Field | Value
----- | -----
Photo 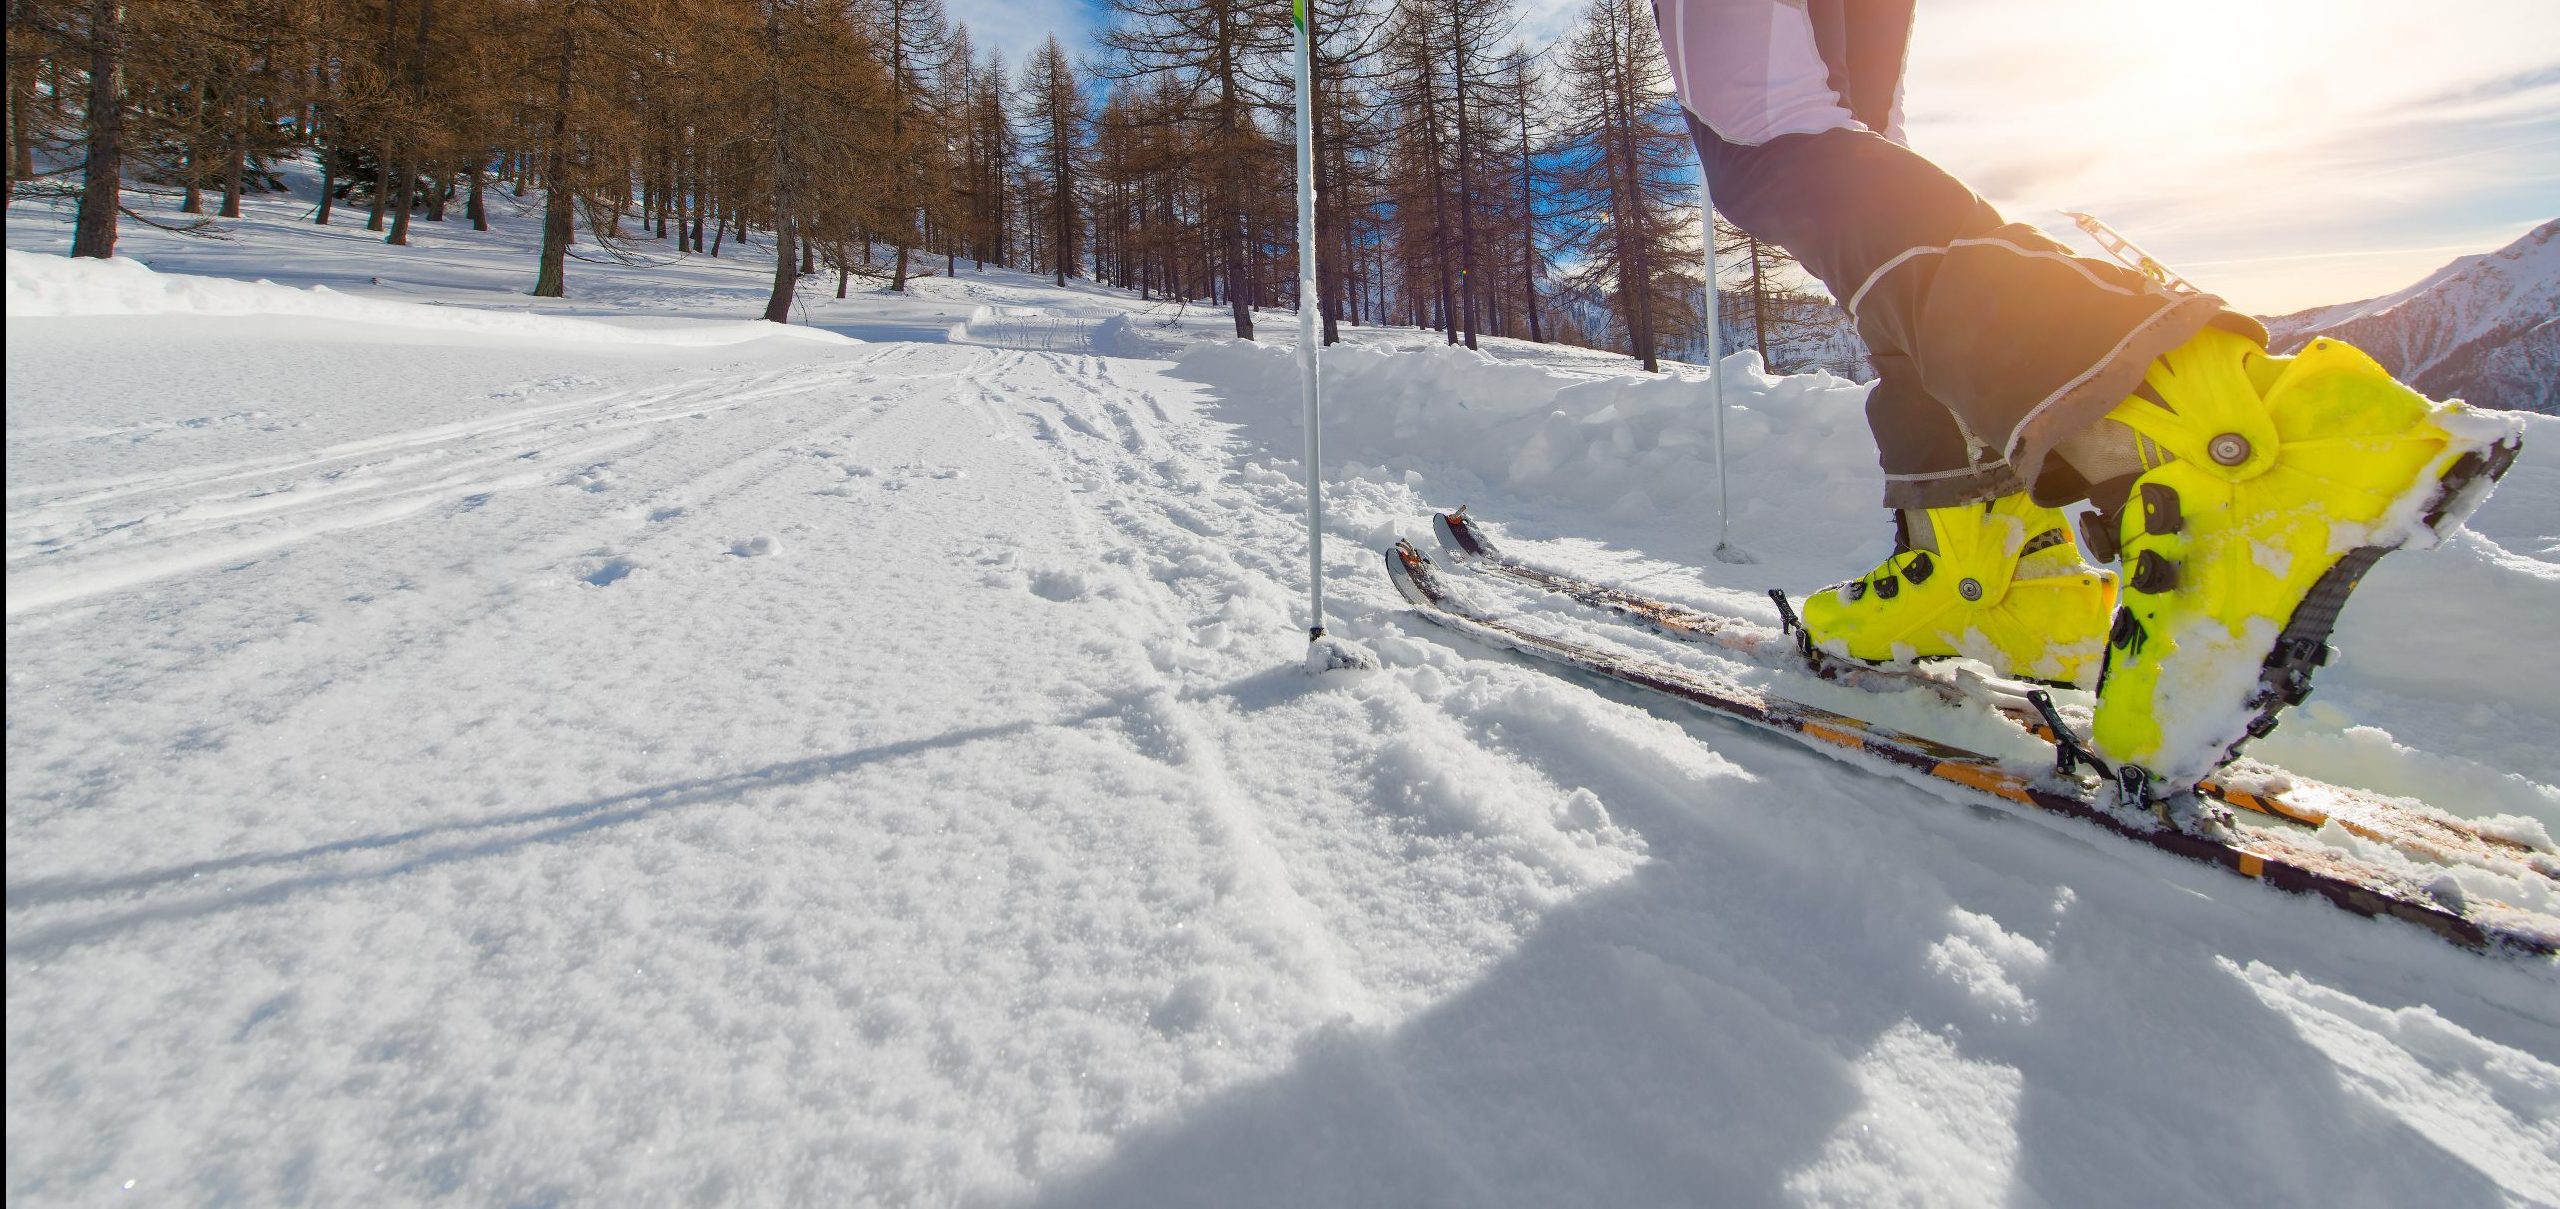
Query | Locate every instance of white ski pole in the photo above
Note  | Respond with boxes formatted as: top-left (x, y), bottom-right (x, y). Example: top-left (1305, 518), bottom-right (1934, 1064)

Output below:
top-left (1294, 0), bottom-right (1329, 641)
top-left (1701, 180), bottom-right (1752, 564)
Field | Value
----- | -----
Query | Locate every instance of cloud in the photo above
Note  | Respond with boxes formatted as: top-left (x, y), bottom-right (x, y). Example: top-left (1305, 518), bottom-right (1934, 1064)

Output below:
top-left (947, 0), bottom-right (1093, 70)
top-left (1512, 0), bottom-right (1586, 54)
top-left (1898, 0), bottom-right (2560, 311)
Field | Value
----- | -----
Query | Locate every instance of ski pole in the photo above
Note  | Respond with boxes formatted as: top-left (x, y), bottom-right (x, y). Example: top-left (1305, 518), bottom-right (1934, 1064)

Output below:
top-left (1294, 0), bottom-right (1328, 641)
top-left (1701, 175), bottom-right (1749, 564)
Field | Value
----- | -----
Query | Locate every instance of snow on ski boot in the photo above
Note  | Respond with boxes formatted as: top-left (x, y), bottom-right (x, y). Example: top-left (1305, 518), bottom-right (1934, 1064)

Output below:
top-left (1799, 492), bottom-right (2118, 688)
top-left (2085, 327), bottom-right (2525, 792)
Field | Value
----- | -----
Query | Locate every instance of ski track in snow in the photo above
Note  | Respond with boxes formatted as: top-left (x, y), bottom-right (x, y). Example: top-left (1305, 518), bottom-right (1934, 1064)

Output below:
top-left (8, 180), bottom-right (2560, 1207)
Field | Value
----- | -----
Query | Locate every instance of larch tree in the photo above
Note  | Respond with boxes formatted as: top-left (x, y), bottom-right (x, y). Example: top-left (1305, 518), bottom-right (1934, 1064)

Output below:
top-left (1103, 0), bottom-right (1289, 339)
top-left (861, 0), bottom-right (949, 290)
top-left (1550, 0), bottom-right (1694, 371)
top-left (1016, 33), bottom-right (1083, 288)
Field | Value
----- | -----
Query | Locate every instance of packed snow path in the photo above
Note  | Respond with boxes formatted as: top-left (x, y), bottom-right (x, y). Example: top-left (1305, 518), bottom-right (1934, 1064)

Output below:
top-left (10, 252), bottom-right (2560, 1201)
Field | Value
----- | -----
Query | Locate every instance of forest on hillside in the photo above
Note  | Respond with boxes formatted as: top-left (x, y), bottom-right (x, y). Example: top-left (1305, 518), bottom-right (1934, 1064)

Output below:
top-left (5, 0), bottom-right (1855, 372)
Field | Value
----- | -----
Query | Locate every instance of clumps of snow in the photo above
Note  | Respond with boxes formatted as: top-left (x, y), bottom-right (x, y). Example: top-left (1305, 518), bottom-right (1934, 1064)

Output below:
top-left (5, 249), bottom-right (851, 346)
top-left (1784, 1022), bottom-right (2027, 1206)
top-left (1089, 313), bottom-right (1171, 359)
top-left (1029, 566), bottom-right (1092, 602)
top-left (2474, 814), bottom-right (2557, 851)
top-left (2369, 405), bottom-right (2530, 552)
top-left (1303, 633), bottom-right (1379, 673)
top-left (726, 535), bottom-right (779, 558)
top-left (2128, 614), bottom-right (2283, 785)
top-left (1923, 907), bottom-right (2050, 1024)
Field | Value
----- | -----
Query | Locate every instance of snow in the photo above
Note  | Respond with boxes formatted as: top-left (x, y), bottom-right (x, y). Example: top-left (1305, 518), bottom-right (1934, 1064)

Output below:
top-left (8, 172), bottom-right (2559, 1205)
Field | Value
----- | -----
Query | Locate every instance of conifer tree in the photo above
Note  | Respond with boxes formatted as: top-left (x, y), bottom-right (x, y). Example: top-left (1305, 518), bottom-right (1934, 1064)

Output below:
top-left (1550, 0), bottom-right (1693, 371)
top-left (1103, 0), bottom-right (1289, 338)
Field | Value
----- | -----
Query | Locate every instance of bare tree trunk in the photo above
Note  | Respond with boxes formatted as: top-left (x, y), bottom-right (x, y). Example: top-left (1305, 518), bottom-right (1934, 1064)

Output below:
top-left (387, 152), bottom-right (418, 242)
top-left (1052, 112), bottom-right (1069, 287)
top-left (1421, 76), bottom-right (1457, 345)
top-left (466, 161), bottom-right (485, 229)
top-left (1607, 50), bottom-right (1656, 371)
top-left (70, 0), bottom-right (123, 259)
top-left (1448, 14), bottom-right (1481, 350)
top-left (763, 214), bottom-right (797, 322)
top-left (653, 156), bottom-right (668, 237)
top-left (391, 0), bottom-right (433, 238)
top-left (1749, 239), bottom-right (1767, 364)
top-left (6, 3), bottom-right (34, 201)
top-left (219, 85), bottom-right (247, 218)
top-left (533, 183), bottom-right (572, 295)
top-left (1516, 68), bottom-right (1541, 344)
top-left (1313, 69), bottom-right (1340, 345)
top-left (316, 138), bottom-right (335, 224)
top-left (531, 27), bottom-right (574, 297)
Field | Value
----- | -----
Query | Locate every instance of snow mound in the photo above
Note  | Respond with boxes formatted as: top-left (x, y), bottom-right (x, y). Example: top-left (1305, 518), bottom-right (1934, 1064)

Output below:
top-left (5, 250), bottom-right (852, 347)
top-left (1178, 337), bottom-right (1876, 526)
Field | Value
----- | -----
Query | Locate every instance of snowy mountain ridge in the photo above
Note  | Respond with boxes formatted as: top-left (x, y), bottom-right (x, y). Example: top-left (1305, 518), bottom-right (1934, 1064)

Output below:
top-left (2261, 218), bottom-right (2560, 414)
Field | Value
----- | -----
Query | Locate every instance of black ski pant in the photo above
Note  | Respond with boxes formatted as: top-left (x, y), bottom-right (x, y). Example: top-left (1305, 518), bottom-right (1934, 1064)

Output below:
top-left (1656, 0), bottom-right (2261, 508)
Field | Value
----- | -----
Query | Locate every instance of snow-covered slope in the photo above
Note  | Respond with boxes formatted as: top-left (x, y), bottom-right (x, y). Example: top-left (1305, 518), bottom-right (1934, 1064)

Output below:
top-left (2262, 219), bottom-right (2560, 414)
top-left (8, 179), bottom-right (2559, 1206)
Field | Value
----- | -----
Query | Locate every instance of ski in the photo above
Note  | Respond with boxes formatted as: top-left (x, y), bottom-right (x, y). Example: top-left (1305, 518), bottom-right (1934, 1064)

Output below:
top-left (1385, 539), bottom-right (2558, 956)
top-left (1429, 507), bottom-right (2557, 880)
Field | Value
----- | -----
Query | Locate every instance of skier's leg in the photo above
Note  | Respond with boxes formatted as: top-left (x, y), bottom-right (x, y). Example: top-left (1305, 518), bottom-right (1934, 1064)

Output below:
top-left (1862, 356), bottom-right (2012, 509)
top-left (1807, 0), bottom-right (1912, 144)
top-left (1662, 0), bottom-right (2114, 681)
top-left (1819, 355), bottom-right (2116, 689)
top-left (1656, 0), bottom-right (2526, 787)
top-left (1660, 0), bottom-right (2258, 506)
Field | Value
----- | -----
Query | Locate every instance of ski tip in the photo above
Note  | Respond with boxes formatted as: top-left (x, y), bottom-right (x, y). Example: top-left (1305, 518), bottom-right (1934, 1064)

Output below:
top-left (1433, 510), bottom-right (1496, 558)
top-left (1385, 542), bottom-right (1439, 608)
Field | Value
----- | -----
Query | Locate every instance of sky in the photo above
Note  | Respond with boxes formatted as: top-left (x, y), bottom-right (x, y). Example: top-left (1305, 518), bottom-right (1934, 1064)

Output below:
top-left (996, 0), bottom-right (2555, 316)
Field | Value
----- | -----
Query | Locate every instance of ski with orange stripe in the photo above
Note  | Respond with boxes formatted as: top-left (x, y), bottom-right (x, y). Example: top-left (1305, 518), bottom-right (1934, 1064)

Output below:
top-left (1385, 539), bottom-right (2556, 956)
top-left (1427, 508), bottom-right (2554, 878)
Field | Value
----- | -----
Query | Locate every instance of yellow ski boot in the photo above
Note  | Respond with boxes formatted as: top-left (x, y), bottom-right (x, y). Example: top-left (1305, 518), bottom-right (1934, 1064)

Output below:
top-left (1800, 492), bottom-right (2118, 688)
top-left (2086, 327), bottom-right (2525, 792)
